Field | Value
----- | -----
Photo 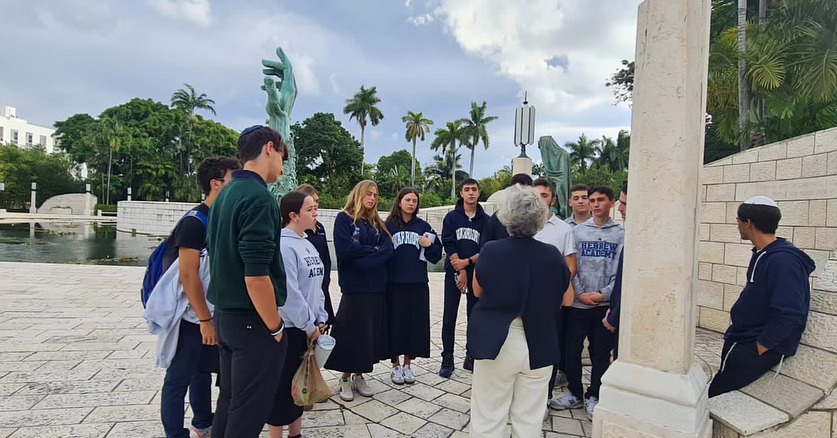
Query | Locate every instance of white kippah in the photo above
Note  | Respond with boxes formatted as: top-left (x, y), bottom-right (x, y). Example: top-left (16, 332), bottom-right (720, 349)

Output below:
top-left (743, 195), bottom-right (778, 207)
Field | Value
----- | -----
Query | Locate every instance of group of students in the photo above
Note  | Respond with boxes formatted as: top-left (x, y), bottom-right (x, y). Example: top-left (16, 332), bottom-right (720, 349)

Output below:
top-left (149, 125), bottom-right (815, 438)
top-left (151, 125), bottom-right (447, 438)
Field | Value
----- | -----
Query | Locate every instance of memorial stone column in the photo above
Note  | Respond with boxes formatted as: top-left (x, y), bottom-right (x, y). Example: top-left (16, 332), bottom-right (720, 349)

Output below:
top-left (592, 0), bottom-right (713, 437)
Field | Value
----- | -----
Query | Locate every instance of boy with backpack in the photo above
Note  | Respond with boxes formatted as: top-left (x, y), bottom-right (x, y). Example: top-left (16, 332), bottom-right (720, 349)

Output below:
top-left (144, 157), bottom-right (240, 438)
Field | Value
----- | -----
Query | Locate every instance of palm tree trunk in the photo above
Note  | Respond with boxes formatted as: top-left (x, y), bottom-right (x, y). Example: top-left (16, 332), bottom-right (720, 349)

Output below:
top-left (450, 145), bottom-right (457, 200)
top-left (738, 0), bottom-right (750, 151)
top-left (410, 139), bottom-right (417, 187)
top-left (469, 146), bottom-right (475, 177)
top-left (106, 143), bottom-right (113, 205)
top-left (360, 124), bottom-right (366, 175)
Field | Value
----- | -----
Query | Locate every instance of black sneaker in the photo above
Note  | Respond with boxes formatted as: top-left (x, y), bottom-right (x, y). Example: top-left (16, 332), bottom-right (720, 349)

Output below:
top-left (463, 355), bottom-right (474, 372)
top-left (439, 363), bottom-right (454, 378)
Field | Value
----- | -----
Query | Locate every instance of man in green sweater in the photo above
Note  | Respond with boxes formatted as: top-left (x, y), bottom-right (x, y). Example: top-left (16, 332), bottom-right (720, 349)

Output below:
top-left (207, 125), bottom-right (288, 438)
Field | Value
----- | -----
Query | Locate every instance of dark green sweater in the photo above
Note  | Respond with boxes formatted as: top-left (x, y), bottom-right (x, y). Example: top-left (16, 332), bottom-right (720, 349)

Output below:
top-left (207, 170), bottom-right (286, 313)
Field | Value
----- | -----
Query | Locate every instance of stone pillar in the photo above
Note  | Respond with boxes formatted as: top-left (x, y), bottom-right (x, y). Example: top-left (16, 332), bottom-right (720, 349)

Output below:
top-left (592, 1), bottom-right (712, 437)
top-left (84, 184), bottom-right (91, 216)
top-left (512, 156), bottom-right (533, 176)
top-left (29, 182), bottom-right (37, 214)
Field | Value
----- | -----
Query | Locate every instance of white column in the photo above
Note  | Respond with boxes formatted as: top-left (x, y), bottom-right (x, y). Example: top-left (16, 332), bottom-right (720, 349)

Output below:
top-left (512, 156), bottom-right (533, 176)
top-left (593, 0), bottom-right (712, 437)
top-left (29, 182), bottom-right (37, 214)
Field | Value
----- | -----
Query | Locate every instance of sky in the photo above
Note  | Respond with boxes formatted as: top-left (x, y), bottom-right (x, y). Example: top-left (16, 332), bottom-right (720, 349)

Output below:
top-left (0, 0), bottom-right (642, 179)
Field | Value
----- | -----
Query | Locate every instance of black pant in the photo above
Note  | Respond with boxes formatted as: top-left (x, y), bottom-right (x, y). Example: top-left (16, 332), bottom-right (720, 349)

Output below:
top-left (547, 307), bottom-right (569, 399)
top-left (213, 312), bottom-right (287, 438)
top-left (708, 340), bottom-right (782, 397)
top-left (565, 306), bottom-right (615, 399)
top-left (441, 269), bottom-right (477, 364)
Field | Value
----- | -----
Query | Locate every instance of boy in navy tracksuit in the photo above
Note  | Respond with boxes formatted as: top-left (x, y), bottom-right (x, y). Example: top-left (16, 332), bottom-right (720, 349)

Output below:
top-left (709, 196), bottom-right (815, 397)
top-left (439, 179), bottom-right (488, 377)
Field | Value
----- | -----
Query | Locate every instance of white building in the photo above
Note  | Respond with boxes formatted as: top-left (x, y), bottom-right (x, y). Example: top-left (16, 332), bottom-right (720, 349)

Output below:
top-left (0, 106), bottom-right (56, 154)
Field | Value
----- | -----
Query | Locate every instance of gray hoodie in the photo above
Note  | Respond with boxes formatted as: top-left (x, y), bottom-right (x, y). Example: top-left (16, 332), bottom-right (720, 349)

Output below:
top-left (571, 218), bottom-right (624, 309)
top-left (278, 228), bottom-right (328, 335)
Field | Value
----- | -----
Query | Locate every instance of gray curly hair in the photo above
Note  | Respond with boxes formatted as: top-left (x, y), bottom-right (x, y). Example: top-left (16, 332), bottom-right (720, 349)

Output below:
top-left (497, 185), bottom-right (550, 238)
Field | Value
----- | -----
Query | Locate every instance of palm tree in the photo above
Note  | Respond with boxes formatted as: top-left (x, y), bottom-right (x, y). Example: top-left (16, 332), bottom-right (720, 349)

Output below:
top-left (565, 134), bottom-right (599, 173)
top-left (738, 0), bottom-right (750, 151)
top-left (402, 111), bottom-right (434, 187)
top-left (431, 121), bottom-right (468, 199)
top-left (92, 118), bottom-right (124, 205)
top-left (343, 86), bottom-right (384, 165)
top-left (459, 101), bottom-right (498, 176)
top-left (171, 83), bottom-right (216, 116)
top-left (171, 84), bottom-right (216, 175)
top-left (424, 153), bottom-right (467, 199)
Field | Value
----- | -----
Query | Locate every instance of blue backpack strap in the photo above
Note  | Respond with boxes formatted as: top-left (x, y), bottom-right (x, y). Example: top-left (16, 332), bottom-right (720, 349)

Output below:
top-left (183, 210), bottom-right (209, 230)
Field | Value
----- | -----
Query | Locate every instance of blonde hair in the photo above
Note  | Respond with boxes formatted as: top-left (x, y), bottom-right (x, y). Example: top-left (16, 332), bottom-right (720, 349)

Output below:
top-left (343, 180), bottom-right (388, 234)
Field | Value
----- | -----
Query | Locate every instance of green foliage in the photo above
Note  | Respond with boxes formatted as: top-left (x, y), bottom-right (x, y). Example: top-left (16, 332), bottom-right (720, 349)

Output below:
top-left (375, 150), bottom-right (423, 200)
top-left (458, 101), bottom-right (498, 176)
top-left (572, 166), bottom-right (628, 197)
top-left (343, 85), bottom-right (384, 147)
top-left (94, 204), bottom-right (118, 213)
top-left (0, 144), bottom-right (81, 210)
top-left (53, 95), bottom-right (238, 204)
top-left (605, 60), bottom-right (634, 104)
top-left (292, 112), bottom-right (364, 198)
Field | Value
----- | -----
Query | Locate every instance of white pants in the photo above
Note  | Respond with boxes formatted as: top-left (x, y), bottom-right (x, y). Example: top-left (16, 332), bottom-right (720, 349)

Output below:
top-left (470, 318), bottom-right (552, 438)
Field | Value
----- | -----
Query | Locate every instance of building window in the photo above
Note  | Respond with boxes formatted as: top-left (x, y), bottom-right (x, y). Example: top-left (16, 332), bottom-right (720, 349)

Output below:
top-left (11, 129), bottom-right (18, 145)
top-left (40, 135), bottom-right (47, 146)
top-left (26, 132), bottom-right (33, 146)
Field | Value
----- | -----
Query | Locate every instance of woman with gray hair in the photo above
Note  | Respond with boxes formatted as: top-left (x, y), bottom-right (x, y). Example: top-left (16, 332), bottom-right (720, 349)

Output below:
top-left (467, 185), bottom-right (571, 437)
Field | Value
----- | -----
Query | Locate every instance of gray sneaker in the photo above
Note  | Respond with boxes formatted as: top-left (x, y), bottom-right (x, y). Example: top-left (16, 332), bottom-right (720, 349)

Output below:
top-left (549, 393), bottom-right (583, 410)
top-left (402, 365), bottom-right (416, 384)
top-left (553, 370), bottom-right (568, 388)
top-left (352, 374), bottom-right (374, 397)
top-left (391, 366), bottom-right (405, 385)
top-left (193, 426), bottom-right (211, 438)
top-left (585, 396), bottom-right (598, 421)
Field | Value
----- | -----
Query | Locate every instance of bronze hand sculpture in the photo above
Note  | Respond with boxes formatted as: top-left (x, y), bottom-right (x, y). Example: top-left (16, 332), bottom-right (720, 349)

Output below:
top-left (262, 47), bottom-right (298, 199)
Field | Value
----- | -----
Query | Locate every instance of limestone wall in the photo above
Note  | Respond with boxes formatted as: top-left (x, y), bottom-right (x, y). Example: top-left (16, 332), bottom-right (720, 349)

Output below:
top-left (37, 193), bottom-right (97, 216)
top-left (697, 127), bottom-right (837, 334)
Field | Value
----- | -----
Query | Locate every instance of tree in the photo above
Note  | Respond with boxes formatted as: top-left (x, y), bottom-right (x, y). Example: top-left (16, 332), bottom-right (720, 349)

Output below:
top-left (431, 120), bottom-right (469, 199)
top-left (605, 60), bottom-right (635, 104)
top-left (87, 118), bottom-right (125, 205)
top-left (738, 0), bottom-right (750, 151)
top-left (565, 134), bottom-right (599, 172)
top-left (459, 101), bottom-right (498, 176)
top-left (291, 112), bottom-right (364, 196)
top-left (376, 150), bottom-right (422, 199)
top-left (170, 83), bottom-right (216, 116)
top-left (343, 85), bottom-right (384, 165)
top-left (424, 152), bottom-right (467, 200)
top-left (0, 145), bottom-right (80, 211)
top-left (402, 111), bottom-right (433, 187)
top-left (594, 132), bottom-right (630, 172)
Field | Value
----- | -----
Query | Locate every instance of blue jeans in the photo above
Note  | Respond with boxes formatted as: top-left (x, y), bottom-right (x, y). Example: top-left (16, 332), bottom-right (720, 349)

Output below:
top-left (161, 319), bottom-right (219, 438)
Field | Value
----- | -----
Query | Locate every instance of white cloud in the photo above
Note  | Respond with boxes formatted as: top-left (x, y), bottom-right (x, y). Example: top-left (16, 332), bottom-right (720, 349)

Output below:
top-left (404, 0), bottom-right (413, 7)
top-left (147, 0), bottom-right (212, 28)
top-left (427, 0), bottom-right (640, 115)
top-left (406, 13), bottom-right (434, 26)
top-left (329, 73), bottom-right (341, 95)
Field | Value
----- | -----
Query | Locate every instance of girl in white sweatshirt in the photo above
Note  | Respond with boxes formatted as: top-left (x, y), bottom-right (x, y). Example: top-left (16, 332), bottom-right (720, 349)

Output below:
top-left (267, 191), bottom-right (328, 438)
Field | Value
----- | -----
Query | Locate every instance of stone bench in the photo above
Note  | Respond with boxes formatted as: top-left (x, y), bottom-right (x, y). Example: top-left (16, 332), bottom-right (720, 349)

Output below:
top-left (703, 263), bottom-right (837, 438)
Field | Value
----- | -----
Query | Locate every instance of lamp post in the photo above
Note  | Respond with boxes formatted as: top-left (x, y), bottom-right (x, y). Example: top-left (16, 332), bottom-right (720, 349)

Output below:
top-left (165, 191), bottom-right (170, 203)
top-left (127, 187), bottom-right (132, 202)
top-left (513, 92), bottom-right (535, 176)
top-left (29, 182), bottom-right (37, 214)
top-left (84, 184), bottom-right (92, 216)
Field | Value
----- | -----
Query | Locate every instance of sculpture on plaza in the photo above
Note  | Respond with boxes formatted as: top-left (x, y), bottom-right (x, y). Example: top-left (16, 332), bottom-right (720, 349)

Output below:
top-left (538, 135), bottom-right (572, 219)
top-left (262, 47), bottom-right (298, 201)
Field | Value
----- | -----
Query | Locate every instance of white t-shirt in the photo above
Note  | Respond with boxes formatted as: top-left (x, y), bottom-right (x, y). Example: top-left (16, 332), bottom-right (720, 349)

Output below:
top-left (535, 214), bottom-right (576, 257)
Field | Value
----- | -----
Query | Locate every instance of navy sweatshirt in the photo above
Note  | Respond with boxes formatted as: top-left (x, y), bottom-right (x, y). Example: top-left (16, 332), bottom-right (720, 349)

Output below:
top-left (441, 199), bottom-right (488, 273)
top-left (305, 221), bottom-right (332, 291)
top-left (333, 211), bottom-right (393, 294)
top-left (386, 217), bottom-right (443, 284)
top-left (607, 249), bottom-right (624, 328)
top-left (726, 238), bottom-right (815, 357)
top-left (479, 212), bottom-right (509, 247)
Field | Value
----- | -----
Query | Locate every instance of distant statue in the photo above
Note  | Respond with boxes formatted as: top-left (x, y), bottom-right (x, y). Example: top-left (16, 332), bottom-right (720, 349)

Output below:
top-left (538, 136), bottom-right (572, 219)
top-left (262, 47), bottom-right (298, 200)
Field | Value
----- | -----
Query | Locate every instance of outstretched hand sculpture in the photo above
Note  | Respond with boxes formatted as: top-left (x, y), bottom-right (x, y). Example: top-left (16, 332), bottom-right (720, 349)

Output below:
top-left (262, 47), bottom-right (298, 199)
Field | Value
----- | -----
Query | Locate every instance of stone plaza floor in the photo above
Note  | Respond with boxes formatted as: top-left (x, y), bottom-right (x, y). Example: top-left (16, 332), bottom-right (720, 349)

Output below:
top-left (0, 262), bottom-right (724, 437)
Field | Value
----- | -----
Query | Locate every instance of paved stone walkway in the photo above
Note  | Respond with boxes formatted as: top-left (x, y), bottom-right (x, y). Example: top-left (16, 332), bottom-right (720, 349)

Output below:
top-left (0, 262), bottom-right (723, 437)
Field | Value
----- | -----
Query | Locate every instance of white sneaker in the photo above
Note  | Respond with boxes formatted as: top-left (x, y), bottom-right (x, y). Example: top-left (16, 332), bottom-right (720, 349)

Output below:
top-left (553, 370), bottom-right (568, 388)
top-left (402, 365), bottom-right (416, 384)
top-left (338, 377), bottom-right (354, 401)
top-left (391, 366), bottom-right (405, 385)
top-left (585, 396), bottom-right (598, 421)
top-left (549, 393), bottom-right (583, 410)
top-left (352, 374), bottom-right (374, 397)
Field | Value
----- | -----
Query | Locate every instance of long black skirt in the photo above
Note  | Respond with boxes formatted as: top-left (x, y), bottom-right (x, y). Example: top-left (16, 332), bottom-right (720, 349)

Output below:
top-left (267, 327), bottom-right (307, 426)
top-left (325, 292), bottom-right (388, 373)
top-left (387, 283), bottom-right (430, 360)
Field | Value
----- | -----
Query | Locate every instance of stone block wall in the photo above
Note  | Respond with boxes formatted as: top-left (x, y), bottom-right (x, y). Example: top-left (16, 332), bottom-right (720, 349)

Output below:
top-left (697, 127), bottom-right (837, 335)
top-left (117, 201), bottom-right (199, 236)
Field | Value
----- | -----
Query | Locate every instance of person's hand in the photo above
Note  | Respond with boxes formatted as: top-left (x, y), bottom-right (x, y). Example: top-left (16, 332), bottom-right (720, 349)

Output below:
top-left (318, 323), bottom-right (328, 334)
top-left (756, 342), bottom-right (767, 356)
top-left (199, 320), bottom-right (218, 346)
top-left (261, 47), bottom-right (297, 120)
top-left (590, 292), bottom-right (605, 303)
top-left (451, 258), bottom-right (469, 271)
top-left (578, 292), bottom-right (598, 306)
top-left (419, 236), bottom-right (432, 248)
top-left (273, 332), bottom-right (284, 343)
top-left (308, 328), bottom-right (321, 343)
top-left (456, 270), bottom-right (468, 291)
top-left (602, 310), bottom-right (616, 333)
